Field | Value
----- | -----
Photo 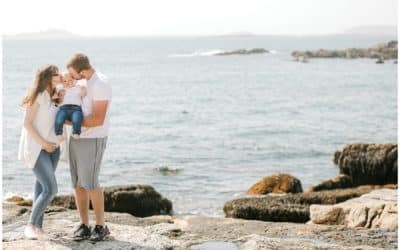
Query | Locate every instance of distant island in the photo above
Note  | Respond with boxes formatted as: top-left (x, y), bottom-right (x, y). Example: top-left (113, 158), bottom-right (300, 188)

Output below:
top-left (3, 29), bottom-right (79, 40)
top-left (342, 25), bottom-right (397, 36)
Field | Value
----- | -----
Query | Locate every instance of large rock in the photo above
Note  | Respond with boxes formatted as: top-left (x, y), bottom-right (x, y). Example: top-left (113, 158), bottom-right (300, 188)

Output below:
top-left (51, 185), bottom-right (172, 217)
top-left (333, 143), bottom-right (397, 186)
top-left (224, 185), bottom-right (393, 223)
top-left (102, 185), bottom-right (172, 216)
top-left (291, 41), bottom-right (397, 60)
top-left (310, 189), bottom-right (397, 230)
top-left (246, 173), bottom-right (303, 195)
top-left (307, 174), bottom-right (353, 192)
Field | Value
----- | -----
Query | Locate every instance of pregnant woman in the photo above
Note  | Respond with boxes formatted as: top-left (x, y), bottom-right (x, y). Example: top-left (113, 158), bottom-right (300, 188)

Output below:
top-left (18, 64), bottom-right (68, 240)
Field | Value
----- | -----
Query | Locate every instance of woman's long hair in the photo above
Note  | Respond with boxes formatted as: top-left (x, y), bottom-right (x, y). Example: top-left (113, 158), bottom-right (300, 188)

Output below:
top-left (21, 64), bottom-right (59, 108)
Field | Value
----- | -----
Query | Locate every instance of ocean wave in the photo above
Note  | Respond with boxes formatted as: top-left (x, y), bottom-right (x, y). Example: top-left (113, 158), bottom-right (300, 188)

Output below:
top-left (168, 49), bottom-right (225, 57)
top-left (154, 165), bottom-right (184, 175)
top-left (169, 48), bottom-right (275, 57)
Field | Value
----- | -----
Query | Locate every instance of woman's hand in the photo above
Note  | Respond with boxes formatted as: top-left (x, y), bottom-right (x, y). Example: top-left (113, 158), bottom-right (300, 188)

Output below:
top-left (42, 141), bottom-right (58, 153)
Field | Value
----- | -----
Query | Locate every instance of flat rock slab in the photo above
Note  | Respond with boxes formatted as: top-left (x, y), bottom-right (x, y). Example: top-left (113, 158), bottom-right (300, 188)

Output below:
top-left (310, 189), bottom-right (397, 230)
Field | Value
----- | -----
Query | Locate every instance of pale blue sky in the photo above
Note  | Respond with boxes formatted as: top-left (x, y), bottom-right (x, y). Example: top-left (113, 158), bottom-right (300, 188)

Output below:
top-left (1, 0), bottom-right (397, 36)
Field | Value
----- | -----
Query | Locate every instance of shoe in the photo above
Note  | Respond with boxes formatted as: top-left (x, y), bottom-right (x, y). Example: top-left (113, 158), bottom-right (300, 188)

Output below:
top-left (73, 223), bottom-right (91, 241)
top-left (35, 228), bottom-right (50, 241)
top-left (89, 225), bottom-right (110, 242)
top-left (72, 134), bottom-right (80, 140)
top-left (24, 224), bottom-right (39, 240)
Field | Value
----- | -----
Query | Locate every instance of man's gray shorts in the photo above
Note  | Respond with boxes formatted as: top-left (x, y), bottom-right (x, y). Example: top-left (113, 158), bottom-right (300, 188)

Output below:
top-left (69, 136), bottom-right (107, 190)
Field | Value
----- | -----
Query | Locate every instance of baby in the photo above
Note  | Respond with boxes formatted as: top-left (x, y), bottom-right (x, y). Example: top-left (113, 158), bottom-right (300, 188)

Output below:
top-left (54, 72), bottom-right (87, 141)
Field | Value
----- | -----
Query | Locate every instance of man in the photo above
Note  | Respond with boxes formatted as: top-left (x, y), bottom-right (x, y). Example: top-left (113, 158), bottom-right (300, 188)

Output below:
top-left (66, 53), bottom-right (112, 241)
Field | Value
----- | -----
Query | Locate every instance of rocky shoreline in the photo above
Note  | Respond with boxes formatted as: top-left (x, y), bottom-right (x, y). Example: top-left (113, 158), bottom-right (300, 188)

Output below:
top-left (3, 202), bottom-right (397, 249)
top-left (3, 143), bottom-right (398, 249)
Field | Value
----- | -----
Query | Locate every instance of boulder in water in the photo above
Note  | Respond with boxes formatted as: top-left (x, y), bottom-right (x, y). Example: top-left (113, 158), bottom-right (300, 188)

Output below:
top-left (334, 143), bottom-right (397, 186)
top-left (51, 184), bottom-right (173, 217)
top-left (307, 174), bottom-right (353, 192)
top-left (246, 173), bottom-right (303, 195)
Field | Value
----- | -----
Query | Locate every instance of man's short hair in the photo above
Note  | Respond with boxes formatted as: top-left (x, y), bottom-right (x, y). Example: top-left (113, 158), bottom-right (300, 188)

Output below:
top-left (67, 53), bottom-right (92, 73)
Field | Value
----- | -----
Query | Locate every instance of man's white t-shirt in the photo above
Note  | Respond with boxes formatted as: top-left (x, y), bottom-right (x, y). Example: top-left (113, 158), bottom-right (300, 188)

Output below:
top-left (76, 71), bottom-right (112, 138)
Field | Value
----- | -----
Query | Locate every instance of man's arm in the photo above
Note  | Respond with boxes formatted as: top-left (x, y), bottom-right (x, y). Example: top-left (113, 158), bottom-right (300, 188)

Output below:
top-left (81, 100), bottom-right (109, 127)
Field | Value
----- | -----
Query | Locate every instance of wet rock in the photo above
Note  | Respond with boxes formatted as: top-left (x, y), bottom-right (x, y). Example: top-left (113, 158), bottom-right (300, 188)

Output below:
top-left (246, 173), bottom-right (303, 195)
top-left (334, 143), bottom-right (397, 186)
top-left (101, 185), bottom-right (172, 216)
top-left (307, 174), bottom-right (353, 192)
top-left (7, 185), bottom-right (173, 217)
top-left (310, 189), bottom-right (397, 230)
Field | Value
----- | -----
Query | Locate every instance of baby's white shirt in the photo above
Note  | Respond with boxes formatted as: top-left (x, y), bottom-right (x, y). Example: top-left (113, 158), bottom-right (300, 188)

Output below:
top-left (60, 85), bottom-right (83, 106)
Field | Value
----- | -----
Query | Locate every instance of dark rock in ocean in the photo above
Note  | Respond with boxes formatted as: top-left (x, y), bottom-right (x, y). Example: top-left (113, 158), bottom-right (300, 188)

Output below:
top-left (394, 60), bottom-right (398, 64)
top-left (215, 48), bottom-right (268, 56)
top-left (103, 185), bottom-right (173, 216)
top-left (246, 173), bottom-right (303, 195)
top-left (224, 185), bottom-right (390, 223)
top-left (51, 184), bottom-right (173, 217)
top-left (376, 58), bottom-right (384, 64)
top-left (8, 185), bottom-right (173, 217)
top-left (334, 143), bottom-right (397, 186)
top-left (307, 174), bottom-right (353, 192)
top-left (291, 41), bottom-right (397, 60)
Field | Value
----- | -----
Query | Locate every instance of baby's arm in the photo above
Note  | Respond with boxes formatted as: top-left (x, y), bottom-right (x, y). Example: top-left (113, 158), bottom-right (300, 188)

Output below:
top-left (53, 89), bottom-right (65, 104)
top-left (80, 86), bottom-right (87, 97)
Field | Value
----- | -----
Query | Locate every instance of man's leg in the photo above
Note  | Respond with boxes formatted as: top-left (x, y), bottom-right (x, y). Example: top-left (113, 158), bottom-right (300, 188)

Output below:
top-left (88, 188), bottom-right (105, 225)
top-left (74, 186), bottom-right (90, 225)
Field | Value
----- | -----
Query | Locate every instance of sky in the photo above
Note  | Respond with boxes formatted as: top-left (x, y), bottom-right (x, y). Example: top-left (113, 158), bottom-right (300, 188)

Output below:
top-left (0, 0), bottom-right (397, 36)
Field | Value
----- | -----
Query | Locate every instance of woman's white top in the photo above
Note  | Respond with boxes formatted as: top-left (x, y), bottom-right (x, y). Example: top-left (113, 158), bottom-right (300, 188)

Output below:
top-left (61, 85), bottom-right (83, 106)
top-left (18, 91), bottom-right (69, 169)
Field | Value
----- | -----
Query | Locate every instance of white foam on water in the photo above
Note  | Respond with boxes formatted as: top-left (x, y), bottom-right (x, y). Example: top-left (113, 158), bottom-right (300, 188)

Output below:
top-left (168, 49), bottom-right (225, 57)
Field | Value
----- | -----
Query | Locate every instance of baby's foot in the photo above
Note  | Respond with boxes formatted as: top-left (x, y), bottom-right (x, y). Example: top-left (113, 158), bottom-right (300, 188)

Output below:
top-left (72, 134), bottom-right (80, 140)
top-left (57, 135), bottom-right (65, 142)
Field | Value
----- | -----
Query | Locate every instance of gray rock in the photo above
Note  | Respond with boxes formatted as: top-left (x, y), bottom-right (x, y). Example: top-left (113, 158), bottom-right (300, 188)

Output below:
top-left (3, 204), bottom-right (397, 249)
top-left (310, 189), bottom-right (397, 230)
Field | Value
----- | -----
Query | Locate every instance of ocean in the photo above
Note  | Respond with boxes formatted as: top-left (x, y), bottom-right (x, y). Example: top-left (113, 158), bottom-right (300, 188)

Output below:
top-left (2, 35), bottom-right (397, 216)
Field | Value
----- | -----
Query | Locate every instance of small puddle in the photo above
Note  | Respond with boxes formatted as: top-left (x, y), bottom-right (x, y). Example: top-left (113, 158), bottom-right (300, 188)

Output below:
top-left (190, 241), bottom-right (238, 250)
